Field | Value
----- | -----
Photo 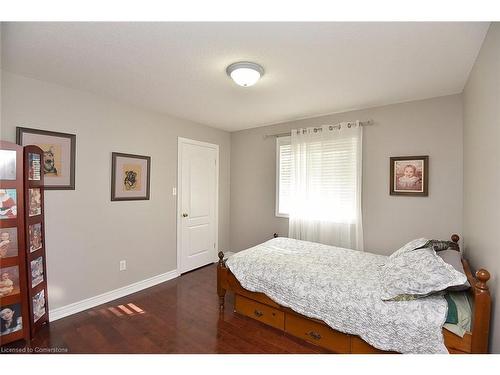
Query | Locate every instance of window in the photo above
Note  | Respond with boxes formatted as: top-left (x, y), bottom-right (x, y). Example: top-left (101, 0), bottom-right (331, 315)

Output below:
top-left (276, 136), bottom-right (291, 217)
top-left (276, 130), bottom-right (362, 223)
top-left (275, 125), bottom-right (363, 250)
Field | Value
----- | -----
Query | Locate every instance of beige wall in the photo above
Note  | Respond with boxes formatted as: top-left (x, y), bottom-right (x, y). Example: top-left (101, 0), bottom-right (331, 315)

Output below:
top-left (463, 23), bottom-right (500, 353)
top-left (230, 95), bottom-right (463, 255)
top-left (0, 71), bottom-right (231, 310)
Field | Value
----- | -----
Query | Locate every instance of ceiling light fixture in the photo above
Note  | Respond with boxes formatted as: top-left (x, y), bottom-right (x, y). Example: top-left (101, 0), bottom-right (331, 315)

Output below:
top-left (226, 61), bottom-right (264, 87)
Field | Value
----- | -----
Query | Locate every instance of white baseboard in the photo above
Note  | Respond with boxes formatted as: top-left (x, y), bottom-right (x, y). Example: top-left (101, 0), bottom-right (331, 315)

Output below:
top-left (49, 269), bottom-right (180, 322)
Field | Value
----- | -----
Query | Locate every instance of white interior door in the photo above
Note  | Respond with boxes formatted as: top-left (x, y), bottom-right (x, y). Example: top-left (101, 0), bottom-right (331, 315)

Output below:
top-left (178, 138), bottom-right (218, 274)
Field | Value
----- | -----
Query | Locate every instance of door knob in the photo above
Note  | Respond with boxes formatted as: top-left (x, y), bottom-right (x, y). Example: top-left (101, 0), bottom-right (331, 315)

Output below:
top-left (182, 213), bottom-right (188, 217)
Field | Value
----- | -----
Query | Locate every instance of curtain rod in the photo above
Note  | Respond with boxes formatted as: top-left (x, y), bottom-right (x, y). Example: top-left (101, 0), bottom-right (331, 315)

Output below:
top-left (263, 120), bottom-right (373, 139)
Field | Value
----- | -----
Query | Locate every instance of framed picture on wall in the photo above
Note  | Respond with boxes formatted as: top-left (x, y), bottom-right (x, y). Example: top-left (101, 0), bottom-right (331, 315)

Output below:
top-left (111, 152), bottom-right (151, 201)
top-left (390, 155), bottom-right (429, 196)
top-left (16, 127), bottom-right (76, 190)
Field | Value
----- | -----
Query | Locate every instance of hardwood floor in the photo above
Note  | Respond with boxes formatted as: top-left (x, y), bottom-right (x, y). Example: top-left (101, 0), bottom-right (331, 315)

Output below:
top-left (3, 264), bottom-right (328, 354)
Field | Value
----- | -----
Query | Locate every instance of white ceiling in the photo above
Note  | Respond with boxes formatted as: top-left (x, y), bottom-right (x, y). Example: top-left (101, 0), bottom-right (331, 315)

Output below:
top-left (1, 22), bottom-right (489, 132)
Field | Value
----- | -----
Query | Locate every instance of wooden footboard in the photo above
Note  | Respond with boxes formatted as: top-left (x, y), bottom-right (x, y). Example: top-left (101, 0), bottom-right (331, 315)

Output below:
top-left (217, 235), bottom-right (491, 354)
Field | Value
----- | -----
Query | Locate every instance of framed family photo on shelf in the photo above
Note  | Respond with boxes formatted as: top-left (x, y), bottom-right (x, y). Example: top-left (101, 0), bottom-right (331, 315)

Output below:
top-left (0, 149), bottom-right (17, 180)
top-left (0, 227), bottom-right (18, 259)
top-left (111, 152), bottom-right (151, 201)
top-left (0, 189), bottom-right (18, 220)
top-left (28, 188), bottom-right (42, 217)
top-left (0, 303), bottom-right (23, 336)
top-left (32, 289), bottom-right (46, 323)
top-left (390, 155), bottom-right (429, 196)
top-left (29, 223), bottom-right (43, 253)
top-left (0, 265), bottom-right (20, 298)
top-left (30, 256), bottom-right (44, 288)
top-left (16, 127), bottom-right (76, 190)
top-left (28, 153), bottom-right (42, 181)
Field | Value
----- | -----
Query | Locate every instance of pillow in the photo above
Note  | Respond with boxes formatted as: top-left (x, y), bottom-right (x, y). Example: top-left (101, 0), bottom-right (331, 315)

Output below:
top-left (380, 248), bottom-right (468, 301)
top-left (444, 293), bottom-right (458, 324)
top-left (437, 249), bottom-right (471, 291)
top-left (443, 291), bottom-right (473, 338)
top-left (427, 240), bottom-right (459, 252)
top-left (389, 238), bottom-right (429, 259)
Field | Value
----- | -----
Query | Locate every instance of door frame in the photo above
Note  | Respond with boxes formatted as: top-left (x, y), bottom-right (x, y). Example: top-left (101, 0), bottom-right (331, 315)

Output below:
top-left (177, 137), bottom-right (219, 274)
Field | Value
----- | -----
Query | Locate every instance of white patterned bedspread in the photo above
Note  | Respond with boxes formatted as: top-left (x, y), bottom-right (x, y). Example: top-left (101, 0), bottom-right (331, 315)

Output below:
top-left (226, 237), bottom-right (448, 354)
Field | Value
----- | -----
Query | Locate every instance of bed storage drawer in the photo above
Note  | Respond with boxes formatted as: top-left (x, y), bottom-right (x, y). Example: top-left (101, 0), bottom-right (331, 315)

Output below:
top-left (285, 313), bottom-right (350, 353)
top-left (234, 294), bottom-right (285, 330)
top-left (350, 336), bottom-right (395, 354)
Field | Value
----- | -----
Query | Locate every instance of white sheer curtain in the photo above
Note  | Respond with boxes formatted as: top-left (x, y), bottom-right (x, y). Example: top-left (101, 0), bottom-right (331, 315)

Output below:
top-left (288, 122), bottom-right (363, 250)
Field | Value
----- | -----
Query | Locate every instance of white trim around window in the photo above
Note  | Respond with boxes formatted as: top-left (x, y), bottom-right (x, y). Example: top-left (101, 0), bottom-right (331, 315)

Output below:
top-left (275, 135), bottom-right (291, 218)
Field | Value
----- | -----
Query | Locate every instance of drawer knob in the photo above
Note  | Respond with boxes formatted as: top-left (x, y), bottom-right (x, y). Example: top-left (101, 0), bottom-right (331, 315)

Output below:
top-left (254, 309), bottom-right (264, 317)
top-left (306, 331), bottom-right (322, 340)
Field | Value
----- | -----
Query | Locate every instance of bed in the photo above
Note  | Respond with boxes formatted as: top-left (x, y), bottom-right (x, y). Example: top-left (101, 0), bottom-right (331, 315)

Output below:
top-left (216, 235), bottom-right (491, 354)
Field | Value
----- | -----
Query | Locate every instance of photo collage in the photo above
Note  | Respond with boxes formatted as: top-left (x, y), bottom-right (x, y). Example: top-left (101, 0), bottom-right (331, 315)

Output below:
top-left (0, 146), bottom-right (23, 338)
top-left (1, 144), bottom-right (48, 342)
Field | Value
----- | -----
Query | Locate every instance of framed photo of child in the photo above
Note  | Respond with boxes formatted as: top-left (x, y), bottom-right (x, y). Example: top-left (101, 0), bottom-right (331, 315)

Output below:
top-left (29, 223), bottom-right (43, 252)
top-left (0, 303), bottom-right (23, 336)
top-left (0, 227), bottom-right (18, 258)
top-left (390, 156), bottom-right (429, 196)
top-left (28, 188), bottom-right (42, 217)
top-left (0, 266), bottom-right (20, 298)
top-left (0, 189), bottom-right (18, 220)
